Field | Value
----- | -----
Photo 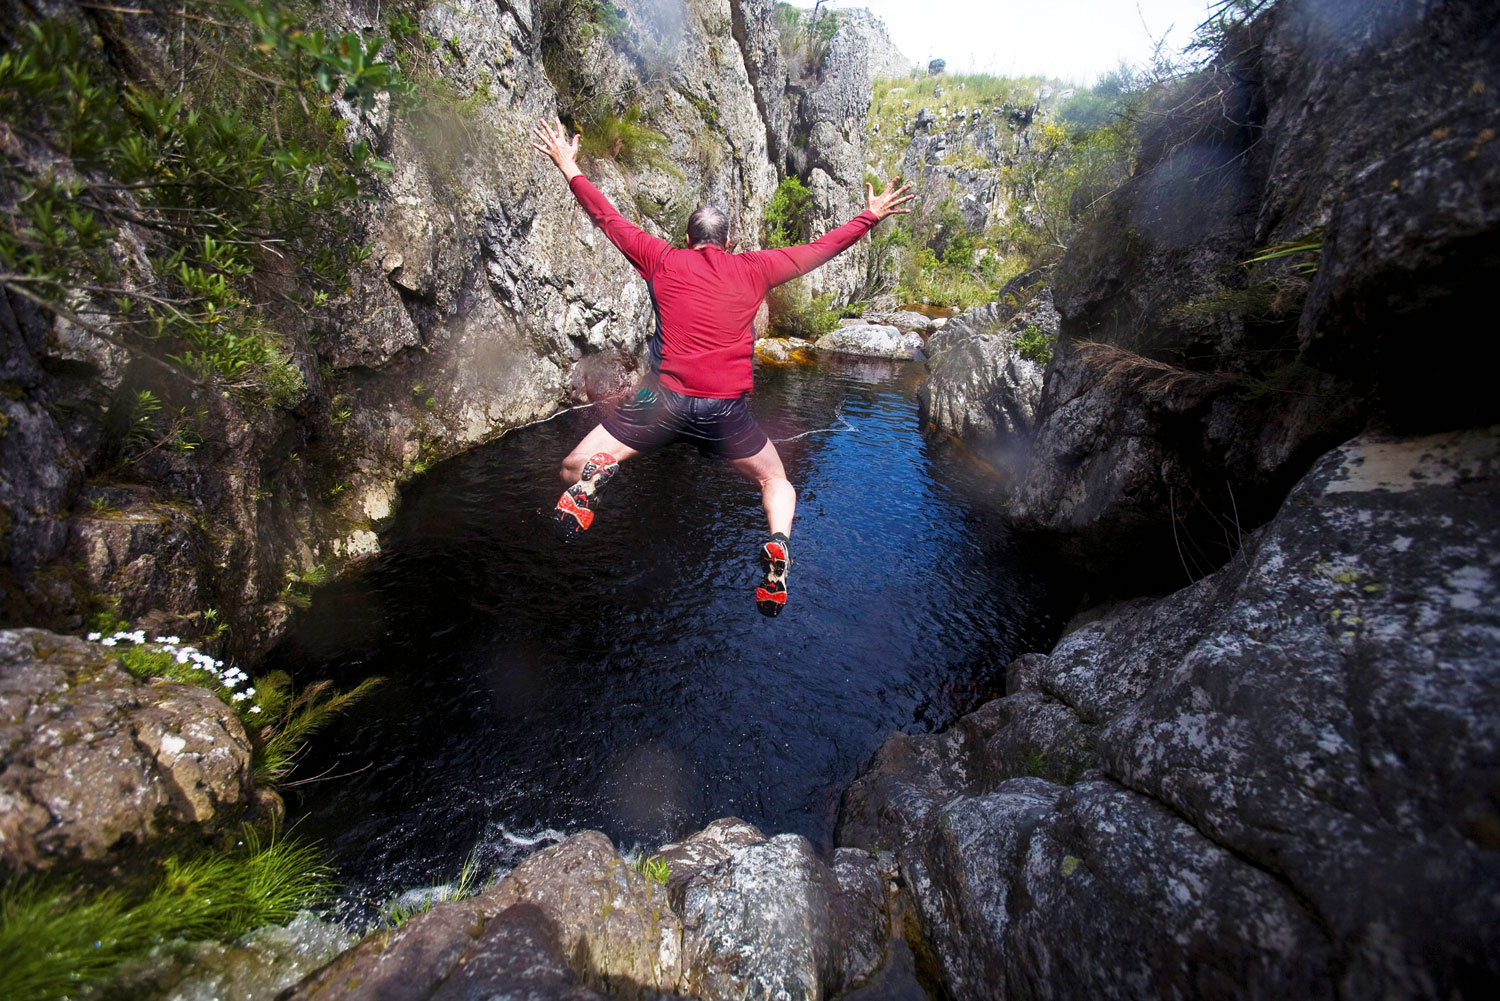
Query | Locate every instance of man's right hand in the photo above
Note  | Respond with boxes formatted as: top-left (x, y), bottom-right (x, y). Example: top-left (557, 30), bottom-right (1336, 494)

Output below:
top-left (531, 118), bottom-right (583, 181)
top-left (866, 177), bottom-right (915, 221)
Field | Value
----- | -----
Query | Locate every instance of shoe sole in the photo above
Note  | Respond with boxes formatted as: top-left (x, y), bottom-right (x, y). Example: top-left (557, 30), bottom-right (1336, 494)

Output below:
top-left (756, 539), bottom-right (790, 617)
top-left (552, 453), bottom-right (618, 542)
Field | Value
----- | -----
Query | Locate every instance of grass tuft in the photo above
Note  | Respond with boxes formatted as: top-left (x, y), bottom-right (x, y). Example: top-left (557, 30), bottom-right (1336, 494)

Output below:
top-left (0, 828), bottom-right (332, 1001)
top-left (251, 672), bottom-right (384, 785)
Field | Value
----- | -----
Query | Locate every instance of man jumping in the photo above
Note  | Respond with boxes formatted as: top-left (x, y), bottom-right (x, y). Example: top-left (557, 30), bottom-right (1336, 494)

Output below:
top-left (531, 118), bottom-right (913, 617)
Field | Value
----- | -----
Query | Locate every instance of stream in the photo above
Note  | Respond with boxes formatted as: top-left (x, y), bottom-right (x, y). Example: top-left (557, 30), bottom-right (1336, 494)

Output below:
top-left (271, 356), bottom-right (1067, 916)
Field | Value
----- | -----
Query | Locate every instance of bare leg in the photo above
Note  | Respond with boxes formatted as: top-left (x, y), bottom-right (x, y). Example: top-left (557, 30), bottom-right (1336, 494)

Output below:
top-left (553, 424), bottom-right (638, 540)
top-left (560, 424), bottom-right (638, 484)
top-left (730, 439), bottom-right (795, 537)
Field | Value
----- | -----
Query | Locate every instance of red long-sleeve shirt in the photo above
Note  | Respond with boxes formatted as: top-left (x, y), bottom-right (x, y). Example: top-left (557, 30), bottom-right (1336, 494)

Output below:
top-left (568, 174), bottom-right (879, 398)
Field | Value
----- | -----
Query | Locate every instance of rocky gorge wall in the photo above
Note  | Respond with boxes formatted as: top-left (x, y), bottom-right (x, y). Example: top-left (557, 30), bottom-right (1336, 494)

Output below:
top-left (875, 0), bottom-right (1500, 997)
top-left (5, 0), bottom-right (1499, 999)
top-left (923, 0), bottom-right (1500, 581)
top-left (0, 0), bottom-right (893, 661)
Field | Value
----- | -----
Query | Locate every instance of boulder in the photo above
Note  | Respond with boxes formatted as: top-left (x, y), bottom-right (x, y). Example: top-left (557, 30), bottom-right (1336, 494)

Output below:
top-left (814, 325), bottom-right (922, 360)
top-left (754, 337), bottom-right (815, 364)
top-left (0, 629), bottom-right (253, 871)
top-left (286, 830), bottom-right (680, 1001)
top-left (680, 831), bottom-right (887, 1000)
top-left (838, 427), bottom-right (1500, 1000)
top-left (918, 292), bottom-right (1056, 440)
top-left (878, 310), bottom-right (938, 333)
top-left (288, 822), bottom-right (891, 1001)
top-left (658, 816), bottom-right (768, 909)
top-left (481, 830), bottom-right (684, 998)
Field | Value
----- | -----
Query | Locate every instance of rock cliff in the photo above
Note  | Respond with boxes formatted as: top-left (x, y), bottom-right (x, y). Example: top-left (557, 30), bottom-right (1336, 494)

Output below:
top-left (828, 2), bottom-right (1500, 998)
top-left (1006, 0), bottom-right (1500, 578)
top-left (6, 1), bottom-right (1499, 998)
top-left (837, 426), bottom-right (1500, 999)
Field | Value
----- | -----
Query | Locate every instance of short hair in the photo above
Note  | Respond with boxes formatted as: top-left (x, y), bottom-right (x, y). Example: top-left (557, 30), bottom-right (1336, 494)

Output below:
top-left (686, 205), bottom-right (729, 247)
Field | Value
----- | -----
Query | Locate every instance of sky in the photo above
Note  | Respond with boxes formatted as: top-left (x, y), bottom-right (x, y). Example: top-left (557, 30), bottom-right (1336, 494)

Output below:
top-left (830, 0), bottom-right (1220, 85)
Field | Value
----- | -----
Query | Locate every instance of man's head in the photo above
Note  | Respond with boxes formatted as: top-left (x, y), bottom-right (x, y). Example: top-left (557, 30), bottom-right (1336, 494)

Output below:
top-left (686, 205), bottom-right (729, 249)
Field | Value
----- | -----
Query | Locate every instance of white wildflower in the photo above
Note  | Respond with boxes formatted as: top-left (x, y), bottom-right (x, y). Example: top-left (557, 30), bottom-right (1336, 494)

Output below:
top-left (87, 632), bottom-right (102, 641)
top-left (244, 687), bottom-right (256, 697)
top-left (100, 637), bottom-right (117, 647)
top-left (176, 651), bottom-right (190, 664)
top-left (248, 705), bottom-right (262, 714)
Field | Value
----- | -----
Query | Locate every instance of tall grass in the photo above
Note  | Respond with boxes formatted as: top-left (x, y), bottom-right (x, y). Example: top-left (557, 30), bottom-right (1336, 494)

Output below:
top-left (0, 828), bottom-right (332, 1001)
top-left (577, 99), bottom-right (681, 177)
top-left (251, 671), bottom-right (384, 784)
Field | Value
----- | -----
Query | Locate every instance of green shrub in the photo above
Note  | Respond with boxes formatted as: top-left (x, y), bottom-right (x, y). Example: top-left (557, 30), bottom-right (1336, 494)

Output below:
top-left (763, 175), bottom-right (814, 249)
top-left (774, 2), bottom-right (840, 78)
top-left (767, 284), bottom-right (841, 338)
top-left (0, 4), bottom-right (402, 408)
top-left (1016, 324), bottom-right (1055, 365)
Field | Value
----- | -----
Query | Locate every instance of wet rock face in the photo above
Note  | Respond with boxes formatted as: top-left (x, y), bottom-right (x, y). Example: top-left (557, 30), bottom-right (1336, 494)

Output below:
top-left (837, 427), bottom-right (1500, 1000)
top-left (732, 0), bottom-right (879, 300)
top-left (917, 284), bottom-right (1057, 442)
top-left (0, 629), bottom-right (253, 871)
top-left (1011, 0), bottom-right (1500, 574)
top-left (290, 822), bottom-right (890, 1001)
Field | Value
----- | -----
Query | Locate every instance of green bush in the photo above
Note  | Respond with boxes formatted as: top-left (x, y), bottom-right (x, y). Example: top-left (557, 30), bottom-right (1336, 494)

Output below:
top-left (763, 175), bottom-right (814, 249)
top-left (767, 284), bottom-right (841, 338)
top-left (0, 3), bottom-right (404, 408)
top-left (774, 2), bottom-right (840, 78)
top-left (1016, 324), bottom-right (1055, 365)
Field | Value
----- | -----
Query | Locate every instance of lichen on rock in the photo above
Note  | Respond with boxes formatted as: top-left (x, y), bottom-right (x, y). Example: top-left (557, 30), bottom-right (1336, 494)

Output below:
top-left (837, 427), bottom-right (1500, 999)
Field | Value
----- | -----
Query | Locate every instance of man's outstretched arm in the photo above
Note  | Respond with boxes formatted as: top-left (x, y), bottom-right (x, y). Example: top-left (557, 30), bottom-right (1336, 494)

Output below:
top-left (531, 118), bottom-right (670, 279)
top-left (748, 177), bottom-right (915, 288)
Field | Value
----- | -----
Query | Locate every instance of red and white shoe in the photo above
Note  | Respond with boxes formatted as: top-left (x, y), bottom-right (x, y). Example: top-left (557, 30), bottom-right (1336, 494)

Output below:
top-left (756, 533), bottom-right (791, 617)
top-left (552, 452), bottom-right (619, 542)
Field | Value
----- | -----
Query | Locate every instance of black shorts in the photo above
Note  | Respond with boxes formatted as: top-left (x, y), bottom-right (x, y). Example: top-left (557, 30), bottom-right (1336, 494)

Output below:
top-left (602, 384), bottom-right (769, 460)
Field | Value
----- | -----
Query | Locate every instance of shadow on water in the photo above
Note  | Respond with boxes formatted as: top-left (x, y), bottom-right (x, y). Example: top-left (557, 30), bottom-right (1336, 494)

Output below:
top-left (271, 357), bottom-right (1071, 912)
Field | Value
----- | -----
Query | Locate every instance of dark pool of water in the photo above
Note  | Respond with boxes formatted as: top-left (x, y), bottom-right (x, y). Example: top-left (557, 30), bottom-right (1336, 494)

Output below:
top-left (273, 357), bottom-right (1067, 912)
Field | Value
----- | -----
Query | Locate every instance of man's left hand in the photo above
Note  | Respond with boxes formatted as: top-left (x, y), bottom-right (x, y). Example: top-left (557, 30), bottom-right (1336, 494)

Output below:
top-left (531, 118), bottom-right (583, 181)
top-left (866, 177), bottom-right (915, 220)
